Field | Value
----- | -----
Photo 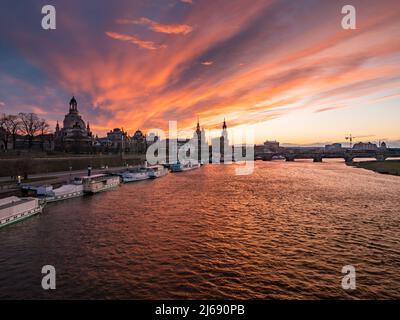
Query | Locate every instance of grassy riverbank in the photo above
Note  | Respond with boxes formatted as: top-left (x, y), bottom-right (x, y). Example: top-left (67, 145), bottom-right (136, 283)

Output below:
top-left (353, 160), bottom-right (400, 176)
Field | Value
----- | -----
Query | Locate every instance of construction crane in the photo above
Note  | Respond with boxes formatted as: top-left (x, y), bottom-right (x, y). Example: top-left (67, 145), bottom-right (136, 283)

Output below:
top-left (345, 134), bottom-right (356, 148)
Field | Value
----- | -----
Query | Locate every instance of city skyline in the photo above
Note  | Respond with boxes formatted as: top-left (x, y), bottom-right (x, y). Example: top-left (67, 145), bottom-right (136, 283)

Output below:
top-left (0, 0), bottom-right (399, 145)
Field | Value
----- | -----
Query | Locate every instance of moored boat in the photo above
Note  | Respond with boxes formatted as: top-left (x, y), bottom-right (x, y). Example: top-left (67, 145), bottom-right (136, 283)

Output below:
top-left (22, 179), bottom-right (84, 203)
top-left (0, 196), bottom-right (44, 229)
top-left (45, 183), bottom-right (84, 203)
top-left (272, 155), bottom-right (285, 160)
top-left (170, 161), bottom-right (201, 172)
top-left (147, 165), bottom-right (169, 179)
top-left (120, 168), bottom-right (149, 183)
top-left (82, 174), bottom-right (120, 194)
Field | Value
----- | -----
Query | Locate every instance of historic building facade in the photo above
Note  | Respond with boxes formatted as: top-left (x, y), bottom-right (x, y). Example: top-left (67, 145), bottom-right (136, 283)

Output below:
top-left (55, 97), bottom-right (93, 153)
top-left (131, 129), bottom-right (147, 154)
top-left (107, 128), bottom-right (129, 151)
top-left (93, 128), bottom-right (149, 154)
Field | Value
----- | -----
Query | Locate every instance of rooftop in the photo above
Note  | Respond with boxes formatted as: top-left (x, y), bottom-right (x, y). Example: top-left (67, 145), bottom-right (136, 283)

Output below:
top-left (0, 198), bottom-right (35, 211)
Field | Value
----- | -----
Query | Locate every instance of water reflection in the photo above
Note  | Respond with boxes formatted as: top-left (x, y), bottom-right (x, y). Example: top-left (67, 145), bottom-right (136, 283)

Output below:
top-left (0, 161), bottom-right (399, 299)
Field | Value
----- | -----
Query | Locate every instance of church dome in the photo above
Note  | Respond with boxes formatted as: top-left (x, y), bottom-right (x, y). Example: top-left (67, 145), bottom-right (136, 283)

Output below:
top-left (63, 113), bottom-right (86, 130)
top-left (63, 97), bottom-right (86, 130)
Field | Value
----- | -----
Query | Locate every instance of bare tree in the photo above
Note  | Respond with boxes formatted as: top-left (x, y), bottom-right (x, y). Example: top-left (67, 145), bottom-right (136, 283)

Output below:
top-left (0, 113), bottom-right (11, 150)
top-left (38, 118), bottom-right (50, 151)
top-left (18, 113), bottom-right (41, 150)
top-left (5, 115), bottom-right (22, 150)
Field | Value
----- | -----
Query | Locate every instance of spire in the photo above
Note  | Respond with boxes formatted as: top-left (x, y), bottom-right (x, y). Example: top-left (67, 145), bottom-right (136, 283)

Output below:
top-left (55, 120), bottom-right (60, 132)
top-left (196, 117), bottom-right (201, 134)
top-left (222, 118), bottom-right (227, 130)
top-left (69, 96), bottom-right (78, 113)
top-left (87, 121), bottom-right (90, 131)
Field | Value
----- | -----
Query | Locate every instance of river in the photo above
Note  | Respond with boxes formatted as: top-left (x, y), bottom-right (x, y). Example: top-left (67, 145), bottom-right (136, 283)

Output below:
top-left (0, 161), bottom-right (399, 299)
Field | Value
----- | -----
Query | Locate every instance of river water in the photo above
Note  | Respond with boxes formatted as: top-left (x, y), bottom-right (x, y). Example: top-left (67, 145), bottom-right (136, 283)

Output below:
top-left (0, 161), bottom-right (399, 299)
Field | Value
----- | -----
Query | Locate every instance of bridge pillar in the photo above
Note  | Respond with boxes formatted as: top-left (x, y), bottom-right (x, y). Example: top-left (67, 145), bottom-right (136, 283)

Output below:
top-left (344, 156), bottom-right (354, 163)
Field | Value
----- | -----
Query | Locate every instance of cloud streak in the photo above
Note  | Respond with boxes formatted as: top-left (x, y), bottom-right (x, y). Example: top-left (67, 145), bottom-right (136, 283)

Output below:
top-left (118, 17), bottom-right (193, 35)
top-left (105, 31), bottom-right (165, 50)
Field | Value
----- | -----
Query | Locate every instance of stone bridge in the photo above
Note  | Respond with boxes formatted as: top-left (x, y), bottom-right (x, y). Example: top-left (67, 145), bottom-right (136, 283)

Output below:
top-left (255, 148), bottom-right (400, 163)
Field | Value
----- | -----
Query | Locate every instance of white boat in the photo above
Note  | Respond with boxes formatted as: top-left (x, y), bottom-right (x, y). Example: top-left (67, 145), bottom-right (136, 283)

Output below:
top-left (45, 183), bottom-right (84, 203)
top-left (82, 174), bottom-right (120, 194)
top-left (22, 179), bottom-right (84, 203)
top-left (147, 165), bottom-right (169, 179)
top-left (0, 196), bottom-right (44, 229)
top-left (120, 169), bottom-right (149, 183)
top-left (171, 161), bottom-right (201, 172)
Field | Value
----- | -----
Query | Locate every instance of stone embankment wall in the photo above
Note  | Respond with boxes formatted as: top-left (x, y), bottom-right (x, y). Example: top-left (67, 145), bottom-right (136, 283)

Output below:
top-left (0, 154), bottom-right (145, 177)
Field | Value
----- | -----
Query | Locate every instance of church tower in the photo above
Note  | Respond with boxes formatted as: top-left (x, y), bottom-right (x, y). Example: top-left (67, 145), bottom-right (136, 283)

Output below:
top-left (196, 117), bottom-right (201, 136)
top-left (87, 122), bottom-right (92, 137)
top-left (221, 118), bottom-right (228, 140)
top-left (220, 118), bottom-right (230, 162)
top-left (192, 118), bottom-right (207, 164)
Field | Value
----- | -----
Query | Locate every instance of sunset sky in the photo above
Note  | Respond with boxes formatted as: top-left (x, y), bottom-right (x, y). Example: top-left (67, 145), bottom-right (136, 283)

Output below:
top-left (0, 0), bottom-right (399, 145)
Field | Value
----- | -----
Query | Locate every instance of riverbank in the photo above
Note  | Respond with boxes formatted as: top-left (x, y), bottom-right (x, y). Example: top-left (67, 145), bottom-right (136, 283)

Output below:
top-left (0, 153), bottom-right (146, 177)
top-left (352, 160), bottom-right (400, 176)
top-left (0, 163), bottom-right (143, 198)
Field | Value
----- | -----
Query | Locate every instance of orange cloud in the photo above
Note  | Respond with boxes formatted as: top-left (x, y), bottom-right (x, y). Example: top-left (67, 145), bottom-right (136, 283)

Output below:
top-left (105, 31), bottom-right (165, 50)
top-left (117, 17), bottom-right (193, 35)
top-left (31, 106), bottom-right (47, 115)
top-left (5, 0), bottom-right (400, 144)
